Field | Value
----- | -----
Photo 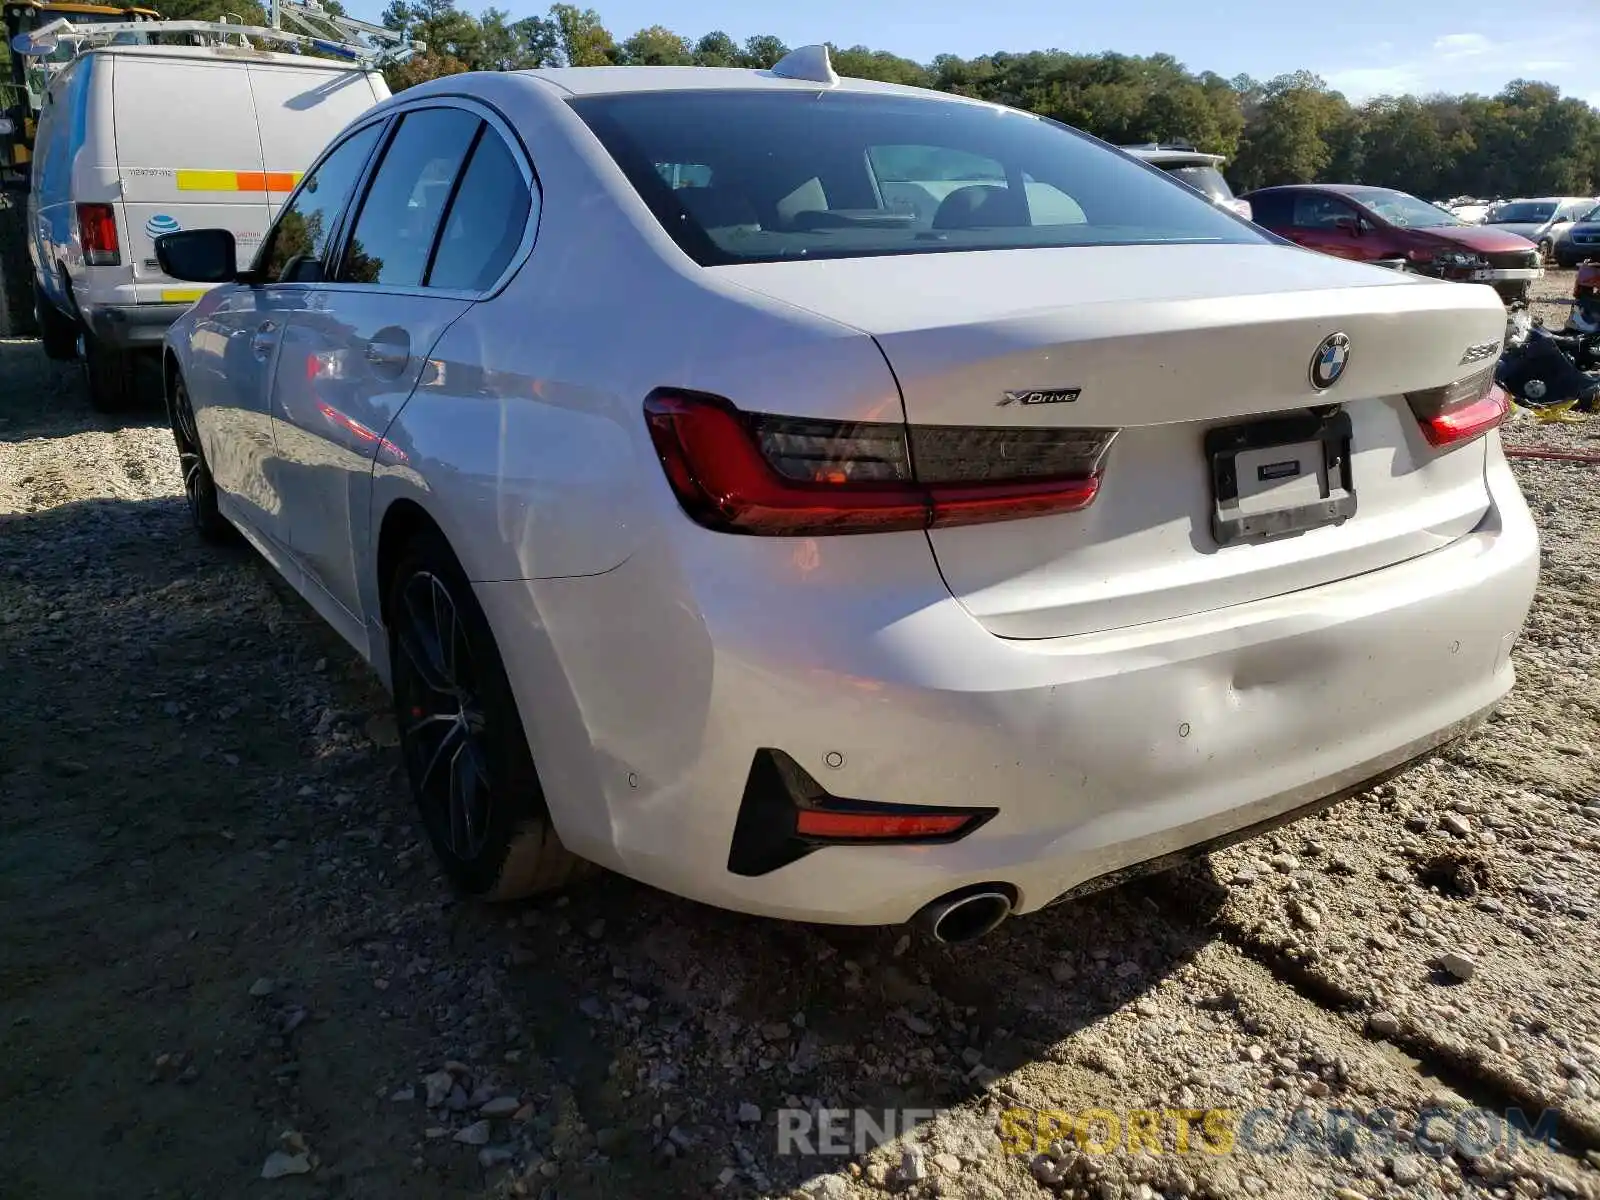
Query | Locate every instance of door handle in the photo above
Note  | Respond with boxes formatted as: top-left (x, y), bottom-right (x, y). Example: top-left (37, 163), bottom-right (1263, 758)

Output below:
top-left (250, 320), bottom-right (279, 360)
top-left (364, 328), bottom-right (411, 377)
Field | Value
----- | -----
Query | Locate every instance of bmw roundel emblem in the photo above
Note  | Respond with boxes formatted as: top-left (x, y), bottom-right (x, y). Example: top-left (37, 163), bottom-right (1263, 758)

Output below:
top-left (145, 213), bottom-right (181, 239)
top-left (1309, 332), bottom-right (1351, 391)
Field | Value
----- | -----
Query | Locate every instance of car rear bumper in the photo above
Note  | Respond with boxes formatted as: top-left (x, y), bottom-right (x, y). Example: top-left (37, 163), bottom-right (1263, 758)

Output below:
top-left (82, 302), bottom-right (192, 350)
top-left (482, 446), bottom-right (1538, 926)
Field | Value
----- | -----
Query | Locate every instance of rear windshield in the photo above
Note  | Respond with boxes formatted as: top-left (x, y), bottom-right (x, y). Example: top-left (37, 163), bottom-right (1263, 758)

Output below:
top-left (1488, 201), bottom-right (1557, 223)
top-left (569, 89), bottom-right (1266, 266)
top-left (1159, 164), bottom-right (1234, 202)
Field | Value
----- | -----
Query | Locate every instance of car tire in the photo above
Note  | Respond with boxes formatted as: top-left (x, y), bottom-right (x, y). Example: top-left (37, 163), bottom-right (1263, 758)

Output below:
top-left (79, 328), bottom-right (135, 412)
top-left (387, 527), bottom-right (592, 901)
top-left (1497, 282), bottom-right (1531, 306)
top-left (167, 369), bottom-right (233, 543)
top-left (35, 282), bottom-right (79, 362)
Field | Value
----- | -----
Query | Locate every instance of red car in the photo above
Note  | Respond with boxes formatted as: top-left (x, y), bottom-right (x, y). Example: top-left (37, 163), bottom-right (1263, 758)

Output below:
top-left (1243, 184), bottom-right (1544, 303)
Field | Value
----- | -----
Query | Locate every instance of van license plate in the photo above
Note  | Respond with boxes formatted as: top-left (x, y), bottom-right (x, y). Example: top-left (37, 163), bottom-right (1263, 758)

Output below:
top-left (1205, 410), bottom-right (1357, 546)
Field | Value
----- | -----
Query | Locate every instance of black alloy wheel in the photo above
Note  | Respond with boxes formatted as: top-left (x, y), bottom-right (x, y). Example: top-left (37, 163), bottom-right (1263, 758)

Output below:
top-left (387, 529), bottom-right (590, 900)
top-left (168, 372), bottom-right (231, 542)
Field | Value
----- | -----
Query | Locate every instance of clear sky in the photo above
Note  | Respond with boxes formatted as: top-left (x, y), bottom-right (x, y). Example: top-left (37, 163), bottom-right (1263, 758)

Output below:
top-left (345, 0), bottom-right (1600, 106)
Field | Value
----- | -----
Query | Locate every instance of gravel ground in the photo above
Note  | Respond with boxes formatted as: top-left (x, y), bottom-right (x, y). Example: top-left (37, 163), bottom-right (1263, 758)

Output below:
top-left (1, 269), bottom-right (1598, 1200)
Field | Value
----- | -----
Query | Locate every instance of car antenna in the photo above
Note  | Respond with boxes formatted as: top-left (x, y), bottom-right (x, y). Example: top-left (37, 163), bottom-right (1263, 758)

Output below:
top-left (769, 44), bottom-right (839, 86)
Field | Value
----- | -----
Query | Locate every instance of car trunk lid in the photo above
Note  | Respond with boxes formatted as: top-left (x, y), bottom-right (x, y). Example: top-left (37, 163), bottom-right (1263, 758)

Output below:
top-left (713, 243), bottom-right (1508, 639)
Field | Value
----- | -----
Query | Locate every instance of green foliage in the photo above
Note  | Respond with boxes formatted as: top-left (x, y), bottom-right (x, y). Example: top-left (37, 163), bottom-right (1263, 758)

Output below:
top-left (36, 0), bottom-right (1594, 199)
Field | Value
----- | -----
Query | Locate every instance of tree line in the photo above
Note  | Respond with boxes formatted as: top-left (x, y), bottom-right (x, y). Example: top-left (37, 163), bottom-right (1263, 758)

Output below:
top-left (373, 0), bottom-right (1600, 202)
top-left (8, 0), bottom-right (1595, 201)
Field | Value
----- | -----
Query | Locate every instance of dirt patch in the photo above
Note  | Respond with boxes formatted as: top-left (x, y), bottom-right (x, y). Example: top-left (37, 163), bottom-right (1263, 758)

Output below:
top-left (2, 335), bottom-right (1599, 1200)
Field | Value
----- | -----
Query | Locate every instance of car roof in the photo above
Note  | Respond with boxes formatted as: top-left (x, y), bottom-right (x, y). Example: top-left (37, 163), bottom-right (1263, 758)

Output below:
top-left (1243, 183), bottom-right (1385, 197)
top-left (519, 63), bottom-right (991, 106)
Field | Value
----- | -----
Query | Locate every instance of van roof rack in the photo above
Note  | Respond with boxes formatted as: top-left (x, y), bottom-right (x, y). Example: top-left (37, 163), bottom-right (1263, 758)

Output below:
top-left (9, 0), bottom-right (420, 68)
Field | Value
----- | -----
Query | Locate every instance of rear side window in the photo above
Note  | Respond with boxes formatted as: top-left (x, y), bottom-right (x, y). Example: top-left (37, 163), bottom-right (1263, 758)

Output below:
top-left (428, 129), bottom-right (534, 291)
top-left (1247, 192), bottom-right (1292, 227)
top-left (1291, 194), bottom-right (1357, 229)
top-left (339, 107), bottom-right (479, 287)
top-left (570, 89), bottom-right (1266, 266)
top-left (256, 121), bottom-right (382, 282)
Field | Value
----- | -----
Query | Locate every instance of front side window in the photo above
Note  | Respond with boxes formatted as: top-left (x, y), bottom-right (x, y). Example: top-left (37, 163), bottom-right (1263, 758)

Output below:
top-left (338, 107), bottom-right (480, 287)
top-left (255, 122), bottom-right (382, 283)
top-left (570, 90), bottom-right (1265, 265)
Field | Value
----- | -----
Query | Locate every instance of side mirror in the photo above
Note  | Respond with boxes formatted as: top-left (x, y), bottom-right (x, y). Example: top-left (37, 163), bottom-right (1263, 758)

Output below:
top-left (155, 228), bottom-right (243, 284)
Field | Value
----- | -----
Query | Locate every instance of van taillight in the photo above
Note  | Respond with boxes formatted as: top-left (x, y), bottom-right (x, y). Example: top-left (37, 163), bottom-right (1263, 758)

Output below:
top-left (75, 202), bottom-right (120, 266)
top-left (642, 390), bottom-right (1119, 536)
top-left (1405, 367), bottom-right (1509, 449)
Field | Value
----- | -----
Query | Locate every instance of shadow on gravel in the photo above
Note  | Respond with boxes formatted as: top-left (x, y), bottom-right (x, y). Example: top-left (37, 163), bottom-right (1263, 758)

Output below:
top-left (0, 488), bottom-right (1231, 1199)
top-left (0, 339), bottom-right (165, 443)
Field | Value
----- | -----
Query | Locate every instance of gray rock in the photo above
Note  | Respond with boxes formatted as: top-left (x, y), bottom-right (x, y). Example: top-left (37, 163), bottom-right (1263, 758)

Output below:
top-left (1441, 813), bottom-right (1472, 837)
top-left (933, 1152), bottom-right (962, 1174)
top-left (248, 977), bottom-right (277, 998)
top-left (1291, 899), bottom-right (1322, 930)
top-left (1269, 853), bottom-right (1299, 872)
top-left (1389, 1155), bottom-right (1425, 1186)
top-left (1050, 960), bottom-right (1076, 984)
top-left (1437, 951), bottom-right (1477, 982)
top-left (478, 1095), bottom-right (520, 1118)
top-left (260, 1151), bottom-right (311, 1179)
top-left (897, 1010), bottom-right (933, 1036)
top-left (803, 1175), bottom-right (850, 1200)
top-left (454, 1120), bottom-right (492, 1146)
top-left (901, 1146), bottom-right (928, 1182)
top-left (423, 1070), bottom-right (454, 1108)
top-left (390, 1085), bottom-right (416, 1103)
top-left (1368, 1012), bottom-right (1402, 1038)
top-left (737, 1102), bottom-right (762, 1124)
top-left (477, 1145), bottom-right (516, 1168)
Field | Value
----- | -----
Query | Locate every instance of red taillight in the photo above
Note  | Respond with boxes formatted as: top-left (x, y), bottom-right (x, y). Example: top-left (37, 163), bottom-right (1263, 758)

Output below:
top-left (642, 390), bottom-right (1117, 536)
top-left (75, 202), bottom-right (120, 266)
top-left (794, 808), bottom-right (978, 840)
top-left (1405, 368), bottom-right (1508, 449)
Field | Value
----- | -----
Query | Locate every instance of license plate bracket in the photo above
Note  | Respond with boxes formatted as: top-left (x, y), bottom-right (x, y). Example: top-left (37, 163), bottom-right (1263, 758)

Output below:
top-left (1205, 410), bottom-right (1356, 545)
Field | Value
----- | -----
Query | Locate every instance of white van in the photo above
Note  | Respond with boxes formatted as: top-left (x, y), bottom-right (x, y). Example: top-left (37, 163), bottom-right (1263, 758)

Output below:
top-left (27, 42), bottom-right (388, 409)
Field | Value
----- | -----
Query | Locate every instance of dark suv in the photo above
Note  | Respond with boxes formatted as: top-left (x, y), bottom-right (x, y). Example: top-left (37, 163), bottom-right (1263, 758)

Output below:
top-left (1244, 183), bottom-right (1544, 303)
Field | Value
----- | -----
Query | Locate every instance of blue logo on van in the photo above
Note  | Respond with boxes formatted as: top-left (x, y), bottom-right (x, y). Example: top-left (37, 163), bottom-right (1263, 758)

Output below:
top-left (145, 213), bottom-right (181, 239)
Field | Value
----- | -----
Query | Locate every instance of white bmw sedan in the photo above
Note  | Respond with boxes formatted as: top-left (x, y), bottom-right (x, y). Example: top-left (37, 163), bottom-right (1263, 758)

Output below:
top-left (156, 48), bottom-right (1538, 943)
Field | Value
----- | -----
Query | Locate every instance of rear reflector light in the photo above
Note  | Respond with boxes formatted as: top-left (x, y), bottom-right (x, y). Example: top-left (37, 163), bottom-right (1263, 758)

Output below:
top-left (1405, 367), bottom-right (1508, 448)
top-left (794, 808), bottom-right (978, 840)
top-left (75, 202), bottom-right (120, 266)
top-left (643, 390), bottom-right (1118, 536)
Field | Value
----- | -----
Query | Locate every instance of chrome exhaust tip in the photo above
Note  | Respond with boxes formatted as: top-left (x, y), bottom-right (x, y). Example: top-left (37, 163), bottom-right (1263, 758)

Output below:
top-left (915, 885), bottom-right (1014, 944)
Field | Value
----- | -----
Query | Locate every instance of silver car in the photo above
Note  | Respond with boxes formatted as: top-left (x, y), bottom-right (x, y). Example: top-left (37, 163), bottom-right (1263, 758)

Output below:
top-left (151, 53), bottom-right (1539, 940)
top-left (1484, 196), bottom-right (1598, 259)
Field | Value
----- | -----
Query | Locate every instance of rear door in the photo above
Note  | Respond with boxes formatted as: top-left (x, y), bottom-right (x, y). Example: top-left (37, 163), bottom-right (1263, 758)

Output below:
top-left (110, 54), bottom-right (270, 304)
top-left (269, 102), bottom-right (532, 620)
top-left (1286, 193), bottom-right (1371, 261)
